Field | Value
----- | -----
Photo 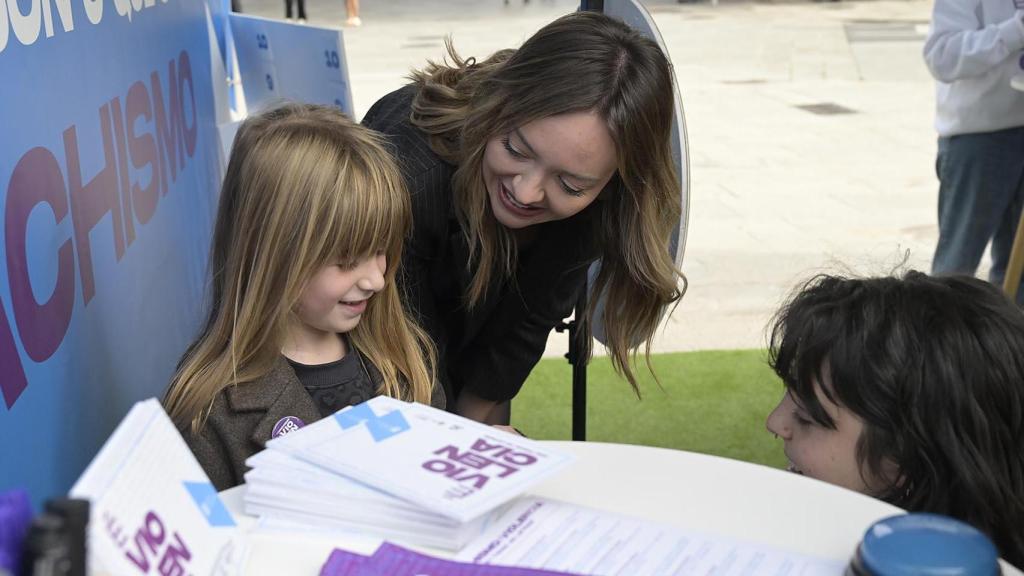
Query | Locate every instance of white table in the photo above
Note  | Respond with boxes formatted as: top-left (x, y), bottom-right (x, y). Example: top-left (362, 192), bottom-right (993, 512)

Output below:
top-left (220, 441), bottom-right (1022, 575)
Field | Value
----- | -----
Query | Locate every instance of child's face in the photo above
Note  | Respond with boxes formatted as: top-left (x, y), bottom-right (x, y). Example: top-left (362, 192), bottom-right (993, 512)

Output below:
top-left (294, 254), bottom-right (387, 336)
top-left (765, 383), bottom-right (875, 495)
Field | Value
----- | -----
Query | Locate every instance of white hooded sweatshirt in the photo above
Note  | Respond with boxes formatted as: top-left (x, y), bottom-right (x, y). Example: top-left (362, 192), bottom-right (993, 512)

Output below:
top-left (924, 0), bottom-right (1024, 136)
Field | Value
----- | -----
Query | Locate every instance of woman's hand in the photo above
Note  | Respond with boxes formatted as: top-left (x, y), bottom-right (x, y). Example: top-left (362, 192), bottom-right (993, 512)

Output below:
top-left (456, 389), bottom-right (501, 423)
top-left (492, 425), bottom-right (525, 436)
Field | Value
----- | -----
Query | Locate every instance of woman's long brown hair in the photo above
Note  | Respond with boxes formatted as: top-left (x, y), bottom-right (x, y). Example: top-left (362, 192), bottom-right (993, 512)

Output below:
top-left (409, 11), bottom-right (685, 393)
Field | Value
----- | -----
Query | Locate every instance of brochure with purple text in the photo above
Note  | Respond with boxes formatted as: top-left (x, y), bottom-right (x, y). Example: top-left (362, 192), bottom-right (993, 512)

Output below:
top-left (265, 396), bottom-right (575, 523)
top-left (243, 447), bottom-right (508, 550)
top-left (69, 399), bottom-right (245, 576)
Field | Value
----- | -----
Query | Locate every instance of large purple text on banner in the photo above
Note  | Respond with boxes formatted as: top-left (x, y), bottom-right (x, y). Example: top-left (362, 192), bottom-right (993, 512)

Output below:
top-left (0, 0), bottom-right (223, 502)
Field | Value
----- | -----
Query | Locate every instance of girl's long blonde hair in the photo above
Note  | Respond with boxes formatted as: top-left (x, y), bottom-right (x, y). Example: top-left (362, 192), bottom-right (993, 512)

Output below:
top-left (164, 104), bottom-right (436, 433)
top-left (409, 11), bottom-right (685, 393)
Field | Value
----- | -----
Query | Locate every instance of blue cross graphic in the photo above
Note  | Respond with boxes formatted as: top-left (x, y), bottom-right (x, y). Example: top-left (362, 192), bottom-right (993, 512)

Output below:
top-left (183, 481), bottom-right (236, 527)
top-left (334, 403), bottom-right (410, 442)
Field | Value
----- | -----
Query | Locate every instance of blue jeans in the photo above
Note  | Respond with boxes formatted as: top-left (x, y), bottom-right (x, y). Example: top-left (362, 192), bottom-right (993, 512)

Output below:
top-left (931, 126), bottom-right (1024, 301)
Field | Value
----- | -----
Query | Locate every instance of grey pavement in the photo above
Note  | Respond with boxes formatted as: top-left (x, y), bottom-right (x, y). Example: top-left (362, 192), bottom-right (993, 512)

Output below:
top-left (240, 0), bottom-right (959, 356)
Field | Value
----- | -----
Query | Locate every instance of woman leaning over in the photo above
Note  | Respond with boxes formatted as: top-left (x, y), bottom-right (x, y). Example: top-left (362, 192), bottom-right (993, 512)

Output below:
top-left (362, 11), bottom-right (684, 424)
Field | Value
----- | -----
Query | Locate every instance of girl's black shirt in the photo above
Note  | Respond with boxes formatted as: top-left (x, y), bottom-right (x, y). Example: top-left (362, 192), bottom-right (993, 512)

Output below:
top-left (287, 353), bottom-right (375, 418)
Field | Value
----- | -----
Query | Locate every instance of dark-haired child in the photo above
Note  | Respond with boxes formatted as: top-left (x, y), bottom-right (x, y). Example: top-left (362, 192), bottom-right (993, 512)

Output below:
top-left (766, 271), bottom-right (1024, 566)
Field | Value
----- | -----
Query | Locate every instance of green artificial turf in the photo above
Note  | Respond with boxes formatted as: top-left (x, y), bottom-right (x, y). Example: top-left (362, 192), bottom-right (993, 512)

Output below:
top-left (510, 349), bottom-right (788, 470)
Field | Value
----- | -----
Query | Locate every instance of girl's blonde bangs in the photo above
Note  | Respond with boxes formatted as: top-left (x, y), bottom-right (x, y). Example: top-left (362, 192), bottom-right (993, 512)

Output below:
top-left (271, 127), bottom-right (409, 277)
top-left (322, 159), bottom-right (408, 267)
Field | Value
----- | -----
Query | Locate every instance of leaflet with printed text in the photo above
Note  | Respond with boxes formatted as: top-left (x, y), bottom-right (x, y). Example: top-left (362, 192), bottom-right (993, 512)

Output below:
top-left (265, 396), bottom-right (575, 523)
top-left (70, 399), bottom-right (245, 576)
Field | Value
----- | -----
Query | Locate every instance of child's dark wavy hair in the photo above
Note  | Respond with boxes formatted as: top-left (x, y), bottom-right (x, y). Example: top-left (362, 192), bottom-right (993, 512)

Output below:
top-left (768, 271), bottom-right (1024, 565)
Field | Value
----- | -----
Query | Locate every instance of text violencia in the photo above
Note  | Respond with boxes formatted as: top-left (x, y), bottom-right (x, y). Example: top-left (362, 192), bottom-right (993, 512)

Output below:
top-left (422, 437), bottom-right (540, 500)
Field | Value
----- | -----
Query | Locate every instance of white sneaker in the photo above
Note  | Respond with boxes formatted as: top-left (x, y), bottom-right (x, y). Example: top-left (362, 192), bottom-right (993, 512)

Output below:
top-left (344, 16), bottom-right (361, 27)
top-left (1012, 73), bottom-right (1024, 92)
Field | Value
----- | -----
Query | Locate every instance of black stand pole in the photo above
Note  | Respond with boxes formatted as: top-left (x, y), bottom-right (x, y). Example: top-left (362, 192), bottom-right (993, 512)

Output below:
top-left (557, 288), bottom-right (590, 441)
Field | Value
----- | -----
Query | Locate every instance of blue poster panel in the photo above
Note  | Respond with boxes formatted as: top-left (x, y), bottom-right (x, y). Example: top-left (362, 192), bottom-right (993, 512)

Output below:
top-left (230, 13), bottom-right (354, 116)
top-left (0, 0), bottom-right (223, 503)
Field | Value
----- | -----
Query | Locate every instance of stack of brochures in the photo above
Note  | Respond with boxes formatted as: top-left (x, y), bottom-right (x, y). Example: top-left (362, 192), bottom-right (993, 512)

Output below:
top-left (242, 396), bottom-right (576, 550)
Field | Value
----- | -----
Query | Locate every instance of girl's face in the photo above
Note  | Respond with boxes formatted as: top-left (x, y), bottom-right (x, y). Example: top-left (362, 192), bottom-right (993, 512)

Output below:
top-left (293, 253), bottom-right (387, 337)
top-left (481, 110), bottom-right (617, 230)
top-left (765, 384), bottom-right (876, 495)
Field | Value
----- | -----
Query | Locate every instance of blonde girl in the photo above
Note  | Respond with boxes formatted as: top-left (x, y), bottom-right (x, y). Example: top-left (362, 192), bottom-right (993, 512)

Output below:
top-left (164, 104), bottom-right (441, 489)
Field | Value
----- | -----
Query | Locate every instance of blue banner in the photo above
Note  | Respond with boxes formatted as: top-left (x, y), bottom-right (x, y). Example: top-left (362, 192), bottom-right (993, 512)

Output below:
top-left (230, 14), bottom-right (353, 115)
top-left (0, 0), bottom-right (223, 503)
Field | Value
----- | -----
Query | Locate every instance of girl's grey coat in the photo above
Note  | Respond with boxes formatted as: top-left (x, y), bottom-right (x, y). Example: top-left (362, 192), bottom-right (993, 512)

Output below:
top-left (183, 353), bottom-right (445, 491)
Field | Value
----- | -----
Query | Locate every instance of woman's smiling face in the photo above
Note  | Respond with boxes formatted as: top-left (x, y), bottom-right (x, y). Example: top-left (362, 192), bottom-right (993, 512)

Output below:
top-left (480, 110), bottom-right (617, 230)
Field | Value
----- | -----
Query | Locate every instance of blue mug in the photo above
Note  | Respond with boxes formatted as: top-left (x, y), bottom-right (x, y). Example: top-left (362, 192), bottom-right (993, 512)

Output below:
top-left (846, 513), bottom-right (1001, 576)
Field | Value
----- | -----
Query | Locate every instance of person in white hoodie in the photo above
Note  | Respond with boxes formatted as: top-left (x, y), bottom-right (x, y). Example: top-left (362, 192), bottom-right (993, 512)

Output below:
top-left (923, 1), bottom-right (1024, 298)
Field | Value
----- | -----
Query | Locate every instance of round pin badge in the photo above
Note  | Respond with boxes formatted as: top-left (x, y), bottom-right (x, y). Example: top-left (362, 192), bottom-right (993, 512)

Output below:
top-left (272, 416), bottom-right (305, 438)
